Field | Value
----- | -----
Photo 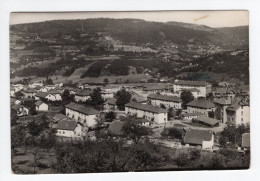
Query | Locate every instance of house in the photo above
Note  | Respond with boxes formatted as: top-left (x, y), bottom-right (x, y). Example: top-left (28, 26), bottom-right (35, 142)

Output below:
top-left (213, 97), bottom-right (232, 124)
top-left (22, 88), bottom-right (37, 98)
top-left (10, 98), bottom-right (21, 105)
top-left (78, 83), bottom-right (90, 90)
top-left (147, 94), bottom-right (182, 109)
top-left (181, 112), bottom-right (204, 121)
top-left (226, 98), bottom-right (250, 126)
top-left (10, 88), bottom-right (16, 97)
top-left (34, 85), bottom-right (43, 92)
top-left (102, 85), bottom-right (121, 94)
top-left (75, 90), bottom-right (92, 102)
top-left (241, 133), bottom-right (250, 150)
top-left (11, 84), bottom-right (24, 92)
top-left (104, 98), bottom-right (117, 111)
top-left (125, 102), bottom-right (168, 124)
top-left (29, 82), bottom-right (43, 88)
top-left (143, 85), bottom-right (168, 94)
top-left (47, 90), bottom-right (62, 101)
top-left (65, 102), bottom-right (99, 128)
top-left (56, 120), bottom-right (83, 138)
top-left (39, 87), bottom-right (48, 92)
top-left (62, 86), bottom-right (78, 95)
top-left (35, 100), bottom-right (48, 111)
top-left (35, 92), bottom-right (49, 100)
top-left (11, 104), bottom-right (29, 117)
top-left (186, 99), bottom-right (215, 116)
top-left (51, 113), bottom-right (67, 123)
top-left (101, 91), bottom-right (114, 99)
top-left (45, 85), bottom-right (56, 91)
top-left (173, 80), bottom-right (212, 97)
top-left (183, 129), bottom-right (214, 150)
top-left (212, 87), bottom-right (236, 99)
top-left (192, 116), bottom-right (220, 127)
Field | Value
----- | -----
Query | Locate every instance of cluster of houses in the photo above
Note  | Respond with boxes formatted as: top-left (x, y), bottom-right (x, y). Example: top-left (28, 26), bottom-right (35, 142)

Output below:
top-left (10, 79), bottom-right (250, 150)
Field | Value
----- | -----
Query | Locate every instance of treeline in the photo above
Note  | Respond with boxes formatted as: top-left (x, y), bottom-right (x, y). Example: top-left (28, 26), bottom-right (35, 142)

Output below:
top-left (81, 60), bottom-right (109, 78)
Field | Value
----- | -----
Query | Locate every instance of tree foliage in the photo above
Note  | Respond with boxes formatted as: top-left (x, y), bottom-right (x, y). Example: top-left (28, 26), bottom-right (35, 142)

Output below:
top-left (180, 90), bottom-right (194, 109)
top-left (115, 89), bottom-right (132, 111)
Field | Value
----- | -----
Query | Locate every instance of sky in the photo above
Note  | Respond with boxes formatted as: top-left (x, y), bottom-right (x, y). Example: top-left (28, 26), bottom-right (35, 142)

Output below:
top-left (10, 11), bottom-right (249, 28)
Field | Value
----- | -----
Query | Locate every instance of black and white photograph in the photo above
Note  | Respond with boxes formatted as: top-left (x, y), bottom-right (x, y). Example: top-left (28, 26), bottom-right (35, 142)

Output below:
top-left (9, 11), bottom-right (250, 174)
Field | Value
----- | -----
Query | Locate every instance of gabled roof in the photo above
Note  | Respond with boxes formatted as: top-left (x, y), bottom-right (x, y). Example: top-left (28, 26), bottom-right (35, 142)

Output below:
top-left (56, 120), bottom-right (77, 131)
top-left (65, 102), bottom-right (99, 115)
top-left (35, 100), bottom-right (46, 107)
top-left (125, 102), bottom-right (168, 114)
top-left (52, 114), bottom-right (67, 122)
top-left (174, 80), bottom-right (210, 87)
top-left (35, 92), bottom-right (49, 98)
top-left (184, 129), bottom-right (213, 145)
top-left (75, 90), bottom-right (92, 96)
top-left (187, 99), bottom-right (215, 109)
top-left (242, 133), bottom-right (250, 148)
top-left (193, 116), bottom-right (219, 126)
top-left (148, 94), bottom-right (182, 103)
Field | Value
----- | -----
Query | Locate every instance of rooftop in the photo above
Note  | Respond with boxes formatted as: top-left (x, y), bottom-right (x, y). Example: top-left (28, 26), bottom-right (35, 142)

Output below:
top-left (125, 102), bottom-right (168, 114)
top-left (35, 100), bottom-right (45, 107)
top-left (148, 94), bottom-right (182, 103)
top-left (105, 98), bottom-right (117, 105)
top-left (107, 120), bottom-right (126, 136)
top-left (75, 90), bottom-right (92, 96)
top-left (187, 99), bottom-right (215, 109)
top-left (65, 102), bottom-right (99, 115)
top-left (35, 92), bottom-right (49, 98)
top-left (184, 129), bottom-right (213, 145)
top-left (193, 116), bottom-right (219, 126)
top-left (56, 120), bottom-right (77, 131)
top-left (213, 98), bottom-right (232, 105)
top-left (22, 88), bottom-right (37, 93)
top-left (174, 80), bottom-right (210, 87)
top-left (181, 112), bottom-right (204, 117)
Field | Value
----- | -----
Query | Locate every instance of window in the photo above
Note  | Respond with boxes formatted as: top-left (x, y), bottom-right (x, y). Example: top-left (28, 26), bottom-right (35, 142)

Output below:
top-left (63, 131), bottom-right (65, 134)
top-left (241, 118), bottom-right (243, 122)
top-left (241, 111), bottom-right (243, 116)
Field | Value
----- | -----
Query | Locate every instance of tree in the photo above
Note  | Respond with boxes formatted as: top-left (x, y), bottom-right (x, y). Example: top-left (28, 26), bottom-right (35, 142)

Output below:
top-left (46, 78), bottom-right (54, 85)
top-left (115, 89), bottom-right (132, 111)
top-left (190, 149), bottom-right (201, 161)
top-left (167, 107), bottom-right (175, 120)
top-left (29, 104), bottom-right (37, 115)
top-left (105, 111), bottom-right (116, 122)
top-left (174, 152), bottom-right (189, 168)
top-left (180, 90), bottom-right (194, 109)
top-left (89, 88), bottom-right (105, 110)
top-left (11, 108), bottom-right (18, 126)
top-left (103, 78), bottom-right (109, 86)
top-left (122, 116), bottom-right (152, 143)
top-left (161, 127), bottom-right (183, 140)
top-left (14, 91), bottom-right (24, 99)
top-left (61, 89), bottom-right (74, 105)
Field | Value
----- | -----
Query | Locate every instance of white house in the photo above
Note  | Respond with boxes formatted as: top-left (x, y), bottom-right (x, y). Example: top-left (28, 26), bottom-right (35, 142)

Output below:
top-left (29, 82), bottom-right (43, 88)
top-left (181, 112), bottom-right (204, 121)
top-left (35, 92), bottom-right (49, 100)
top-left (173, 80), bottom-right (212, 97)
top-left (65, 102), bottom-right (99, 128)
top-left (104, 98), bottom-right (117, 111)
top-left (35, 100), bottom-right (48, 111)
top-left (56, 120), bottom-right (83, 138)
top-left (11, 84), bottom-right (24, 92)
top-left (22, 88), bottom-right (37, 98)
top-left (184, 129), bottom-right (214, 150)
top-left (226, 99), bottom-right (250, 126)
top-left (125, 102), bottom-right (168, 124)
top-left (186, 99), bottom-right (215, 116)
top-left (147, 94), bottom-right (182, 109)
top-left (47, 90), bottom-right (62, 101)
top-left (74, 90), bottom-right (92, 102)
top-left (101, 91), bottom-right (114, 99)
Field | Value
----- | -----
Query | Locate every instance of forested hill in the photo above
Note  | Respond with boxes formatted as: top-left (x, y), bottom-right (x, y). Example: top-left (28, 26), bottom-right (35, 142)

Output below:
top-left (10, 18), bottom-right (248, 49)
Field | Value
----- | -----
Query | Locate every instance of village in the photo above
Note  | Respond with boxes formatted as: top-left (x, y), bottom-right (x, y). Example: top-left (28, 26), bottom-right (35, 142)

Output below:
top-left (11, 78), bottom-right (250, 151)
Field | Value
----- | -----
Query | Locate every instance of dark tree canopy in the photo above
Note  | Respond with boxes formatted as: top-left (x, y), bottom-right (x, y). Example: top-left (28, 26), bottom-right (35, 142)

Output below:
top-left (180, 90), bottom-right (194, 109)
top-left (115, 89), bottom-right (132, 111)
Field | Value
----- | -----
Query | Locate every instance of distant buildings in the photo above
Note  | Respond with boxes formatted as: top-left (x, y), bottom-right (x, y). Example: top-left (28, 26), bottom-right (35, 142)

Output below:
top-left (22, 88), bottom-right (37, 98)
top-left (147, 94), bottom-right (182, 109)
top-left (125, 102), bottom-right (168, 124)
top-left (213, 98), bottom-right (232, 124)
top-left (35, 100), bottom-right (48, 111)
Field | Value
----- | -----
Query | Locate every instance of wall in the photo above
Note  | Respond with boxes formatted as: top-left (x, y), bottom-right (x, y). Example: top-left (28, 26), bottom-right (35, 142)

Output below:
top-left (202, 134), bottom-right (214, 149)
top-left (150, 99), bottom-right (181, 109)
top-left (187, 106), bottom-right (214, 116)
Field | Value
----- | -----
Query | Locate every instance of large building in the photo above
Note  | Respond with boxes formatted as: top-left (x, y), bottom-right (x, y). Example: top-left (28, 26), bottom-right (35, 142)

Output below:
top-left (226, 99), bottom-right (250, 126)
top-left (186, 99), bottom-right (215, 116)
top-left (213, 97), bottom-right (232, 124)
top-left (173, 80), bottom-right (211, 97)
top-left (147, 94), bottom-right (182, 109)
top-left (125, 102), bottom-right (168, 124)
top-left (56, 120), bottom-right (83, 138)
top-left (65, 102), bottom-right (99, 128)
